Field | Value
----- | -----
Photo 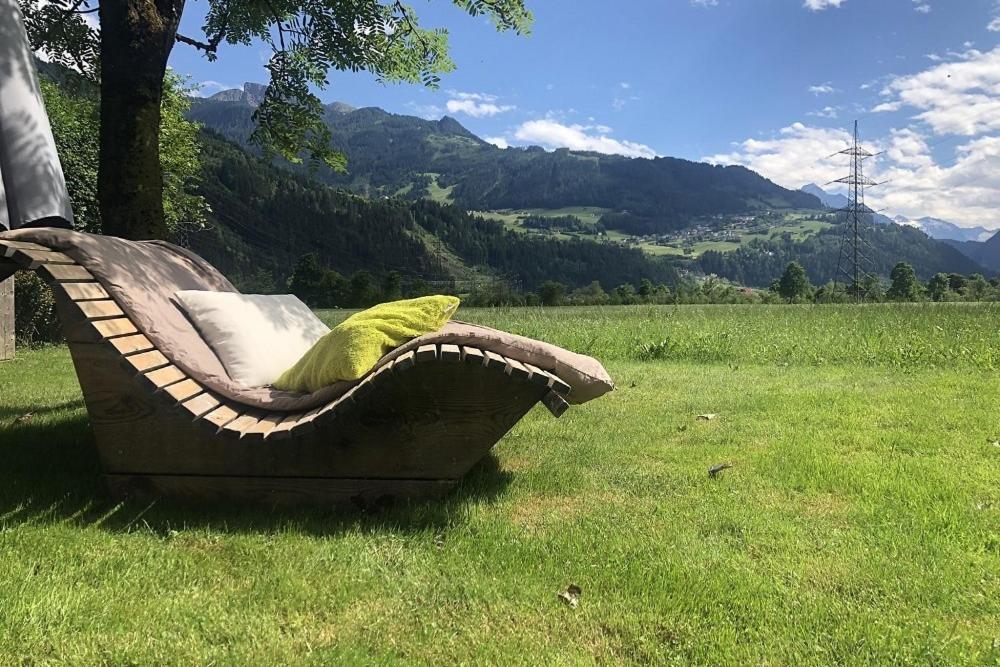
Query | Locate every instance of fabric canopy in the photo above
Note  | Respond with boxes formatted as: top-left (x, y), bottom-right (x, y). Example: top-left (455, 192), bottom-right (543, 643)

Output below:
top-left (0, 0), bottom-right (74, 230)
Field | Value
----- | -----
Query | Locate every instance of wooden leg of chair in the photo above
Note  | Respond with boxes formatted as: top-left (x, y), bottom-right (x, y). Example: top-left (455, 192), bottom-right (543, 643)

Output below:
top-left (542, 390), bottom-right (570, 418)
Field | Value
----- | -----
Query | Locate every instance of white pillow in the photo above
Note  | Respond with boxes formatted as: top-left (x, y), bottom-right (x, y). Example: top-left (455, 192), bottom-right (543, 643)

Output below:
top-left (174, 291), bottom-right (330, 388)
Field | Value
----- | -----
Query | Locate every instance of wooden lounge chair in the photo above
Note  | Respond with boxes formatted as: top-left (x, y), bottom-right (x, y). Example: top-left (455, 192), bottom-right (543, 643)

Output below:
top-left (0, 233), bottom-right (603, 506)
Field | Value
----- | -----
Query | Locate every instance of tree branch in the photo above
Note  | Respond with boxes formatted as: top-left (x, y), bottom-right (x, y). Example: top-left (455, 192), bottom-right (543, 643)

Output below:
top-left (175, 8), bottom-right (230, 55)
top-left (392, 0), bottom-right (431, 57)
top-left (175, 32), bottom-right (219, 53)
top-left (261, 0), bottom-right (288, 51)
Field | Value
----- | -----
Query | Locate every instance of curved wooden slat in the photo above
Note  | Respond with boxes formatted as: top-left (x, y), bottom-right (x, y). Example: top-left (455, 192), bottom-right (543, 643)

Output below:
top-left (0, 240), bottom-right (49, 257)
top-left (181, 392), bottom-right (221, 419)
top-left (77, 300), bottom-right (125, 320)
top-left (62, 282), bottom-right (109, 301)
top-left (125, 350), bottom-right (170, 373)
top-left (243, 414), bottom-right (285, 441)
top-left (483, 350), bottom-right (507, 371)
top-left (504, 357), bottom-right (531, 381)
top-left (223, 412), bottom-right (261, 436)
top-left (11, 248), bottom-right (75, 269)
top-left (110, 333), bottom-right (155, 355)
top-left (92, 318), bottom-right (138, 339)
top-left (415, 344), bottom-right (437, 363)
top-left (265, 411), bottom-right (309, 440)
top-left (462, 346), bottom-right (486, 366)
top-left (203, 405), bottom-right (240, 430)
top-left (144, 364), bottom-right (185, 389)
top-left (40, 263), bottom-right (93, 282)
top-left (164, 378), bottom-right (202, 403)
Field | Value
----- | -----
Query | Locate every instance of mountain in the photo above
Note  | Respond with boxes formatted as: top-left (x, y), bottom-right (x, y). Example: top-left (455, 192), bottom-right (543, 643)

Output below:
top-left (893, 215), bottom-right (995, 243)
top-left (189, 130), bottom-right (678, 293)
top-left (801, 183), bottom-right (848, 209)
top-left (801, 184), bottom-right (995, 241)
top-left (209, 82), bottom-right (268, 106)
top-left (943, 230), bottom-right (1000, 273)
top-left (800, 183), bottom-right (897, 225)
top-left (697, 222), bottom-right (991, 287)
top-left (189, 84), bottom-right (822, 234)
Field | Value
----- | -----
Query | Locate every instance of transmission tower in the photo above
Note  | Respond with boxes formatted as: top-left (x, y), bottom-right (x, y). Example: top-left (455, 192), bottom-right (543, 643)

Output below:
top-left (827, 120), bottom-right (880, 302)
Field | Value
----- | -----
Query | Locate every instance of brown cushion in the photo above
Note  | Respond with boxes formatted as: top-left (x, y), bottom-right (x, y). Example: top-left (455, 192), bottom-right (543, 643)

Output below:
top-left (376, 321), bottom-right (614, 404)
top-left (2, 228), bottom-right (613, 409)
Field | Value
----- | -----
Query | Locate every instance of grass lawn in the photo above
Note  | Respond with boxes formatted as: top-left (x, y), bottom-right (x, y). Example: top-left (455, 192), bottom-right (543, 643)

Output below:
top-left (1, 305), bottom-right (998, 664)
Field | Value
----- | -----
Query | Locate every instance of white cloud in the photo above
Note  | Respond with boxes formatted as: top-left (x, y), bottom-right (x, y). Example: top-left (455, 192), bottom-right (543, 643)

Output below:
top-left (875, 135), bottom-right (1000, 228)
top-left (405, 102), bottom-right (443, 120)
top-left (449, 91), bottom-right (494, 101)
top-left (620, 82), bottom-right (631, 89)
top-left (445, 90), bottom-right (517, 118)
top-left (704, 123), bottom-right (853, 191)
top-left (703, 122), bottom-right (1000, 230)
top-left (803, 0), bottom-right (846, 10)
top-left (445, 99), bottom-right (516, 117)
top-left (808, 83), bottom-right (837, 95)
top-left (871, 100), bottom-right (902, 113)
top-left (913, 2), bottom-right (931, 13)
top-left (611, 94), bottom-right (640, 111)
top-left (193, 80), bottom-right (238, 97)
top-left (691, 0), bottom-right (718, 6)
top-left (442, 92), bottom-right (515, 117)
top-left (513, 120), bottom-right (659, 158)
top-left (872, 46), bottom-right (1000, 136)
top-left (808, 105), bottom-right (840, 119)
top-left (484, 136), bottom-right (509, 149)
top-left (988, 17), bottom-right (1000, 31)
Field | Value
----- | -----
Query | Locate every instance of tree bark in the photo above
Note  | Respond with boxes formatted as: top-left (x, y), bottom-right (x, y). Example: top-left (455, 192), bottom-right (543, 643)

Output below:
top-left (97, 0), bottom-right (185, 240)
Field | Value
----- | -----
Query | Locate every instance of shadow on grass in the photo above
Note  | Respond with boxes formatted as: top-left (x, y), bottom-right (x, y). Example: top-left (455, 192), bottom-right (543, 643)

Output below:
top-left (0, 415), bottom-right (514, 538)
top-left (0, 398), bottom-right (86, 423)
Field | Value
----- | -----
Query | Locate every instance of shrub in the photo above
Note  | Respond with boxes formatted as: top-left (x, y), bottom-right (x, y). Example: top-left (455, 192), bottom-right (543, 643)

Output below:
top-left (14, 273), bottom-right (61, 346)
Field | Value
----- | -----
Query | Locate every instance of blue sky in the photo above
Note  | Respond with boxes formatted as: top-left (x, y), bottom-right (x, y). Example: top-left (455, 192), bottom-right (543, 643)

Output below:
top-left (169, 0), bottom-right (1000, 229)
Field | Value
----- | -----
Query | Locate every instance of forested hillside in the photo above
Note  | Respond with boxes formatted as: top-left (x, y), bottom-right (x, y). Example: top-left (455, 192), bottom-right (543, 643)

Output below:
top-left (190, 131), bottom-right (677, 294)
top-left (698, 223), bottom-right (988, 287)
top-left (188, 87), bottom-right (821, 231)
top-left (943, 231), bottom-right (1000, 273)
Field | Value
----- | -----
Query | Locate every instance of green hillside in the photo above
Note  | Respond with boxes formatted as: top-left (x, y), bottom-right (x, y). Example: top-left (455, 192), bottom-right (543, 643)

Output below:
top-left (944, 231), bottom-right (1000, 273)
top-left (187, 88), bottom-right (822, 233)
top-left (189, 131), bottom-right (678, 295)
top-left (698, 222), bottom-right (990, 286)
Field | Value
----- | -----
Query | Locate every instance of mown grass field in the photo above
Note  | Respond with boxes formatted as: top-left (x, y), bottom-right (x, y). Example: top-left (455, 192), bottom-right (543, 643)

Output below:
top-left (2, 304), bottom-right (998, 664)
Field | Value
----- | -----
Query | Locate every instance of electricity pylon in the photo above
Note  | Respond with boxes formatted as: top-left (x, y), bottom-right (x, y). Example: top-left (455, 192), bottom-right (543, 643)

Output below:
top-left (827, 120), bottom-right (881, 302)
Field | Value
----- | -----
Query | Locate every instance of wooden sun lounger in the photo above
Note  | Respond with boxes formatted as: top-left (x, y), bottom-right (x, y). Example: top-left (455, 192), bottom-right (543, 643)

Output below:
top-left (0, 238), bottom-right (571, 506)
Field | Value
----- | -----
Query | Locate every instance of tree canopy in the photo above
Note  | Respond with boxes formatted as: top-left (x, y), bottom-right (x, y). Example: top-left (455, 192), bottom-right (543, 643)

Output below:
top-left (20, 0), bottom-right (531, 238)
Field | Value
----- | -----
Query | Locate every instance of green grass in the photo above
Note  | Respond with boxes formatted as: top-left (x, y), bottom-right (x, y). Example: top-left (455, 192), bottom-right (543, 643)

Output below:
top-left (2, 305), bottom-right (998, 664)
top-left (472, 210), bottom-right (832, 259)
top-left (421, 173), bottom-right (455, 204)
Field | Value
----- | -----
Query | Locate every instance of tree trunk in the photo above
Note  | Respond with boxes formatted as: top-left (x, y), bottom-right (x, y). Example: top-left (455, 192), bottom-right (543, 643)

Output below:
top-left (98, 0), bottom-right (185, 240)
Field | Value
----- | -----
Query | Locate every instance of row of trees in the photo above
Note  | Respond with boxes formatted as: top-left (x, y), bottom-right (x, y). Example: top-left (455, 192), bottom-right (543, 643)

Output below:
top-left (288, 251), bottom-right (1000, 311)
top-left (773, 261), bottom-right (1000, 303)
top-left (698, 224), bottom-right (986, 288)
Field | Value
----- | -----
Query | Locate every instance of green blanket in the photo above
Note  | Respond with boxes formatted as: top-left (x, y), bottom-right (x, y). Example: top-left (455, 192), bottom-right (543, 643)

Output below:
top-left (274, 295), bottom-right (459, 393)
